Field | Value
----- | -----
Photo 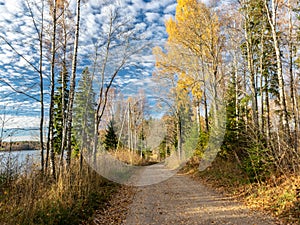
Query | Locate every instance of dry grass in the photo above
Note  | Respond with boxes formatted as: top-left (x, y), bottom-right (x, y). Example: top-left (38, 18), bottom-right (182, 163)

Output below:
top-left (244, 175), bottom-right (300, 224)
top-left (111, 148), bottom-right (147, 165)
top-left (0, 159), bottom-right (119, 225)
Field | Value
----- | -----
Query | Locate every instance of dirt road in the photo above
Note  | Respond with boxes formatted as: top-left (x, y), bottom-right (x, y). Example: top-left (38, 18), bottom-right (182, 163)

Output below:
top-left (123, 166), bottom-right (279, 225)
top-left (92, 163), bottom-right (281, 225)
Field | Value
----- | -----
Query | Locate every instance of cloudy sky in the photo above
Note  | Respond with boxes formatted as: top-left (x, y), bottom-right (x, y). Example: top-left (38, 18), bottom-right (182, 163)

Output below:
top-left (0, 0), bottom-right (215, 141)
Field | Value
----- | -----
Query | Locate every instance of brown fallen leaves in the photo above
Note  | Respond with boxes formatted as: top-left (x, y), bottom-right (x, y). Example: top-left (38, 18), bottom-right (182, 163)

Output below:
top-left (90, 185), bottom-right (136, 225)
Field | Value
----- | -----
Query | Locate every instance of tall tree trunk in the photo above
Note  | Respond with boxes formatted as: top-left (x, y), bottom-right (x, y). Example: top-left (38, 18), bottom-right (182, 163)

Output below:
top-left (39, 0), bottom-right (45, 173)
top-left (48, 0), bottom-right (58, 178)
top-left (287, 0), bottom-right (298, 152)
top-left (264, 75), bottom-right (272, 145)
top-left (200, 59), bottom-right (209, 133)
top-left (260, 73), bottom-right (265, 134)
top-left (93, 116), bottom-right (99, 166)
top-left (244, 17), bottom-right (259, 130)
top-left (177, 115), bottom-right (182, 161)
top-left (60, 4), bottom-right (68, 167)
top-left (196, 102), bottom-right (201, 133)
top-left (92, 17), bottom-right (113, 164)
top-left (233, 53), bottom-right (239, 138)
top-left (265, 0), bottom-right (290, 136)
top-left (65, 0), bottom-right (81, 168)
top-left (259, 25), bottom-right (265, 135)
top-left (127, 102), bottom-right (130, 151)
top-left (203, 89), bottom-right (209, 132)
top-left (26, 0), bottom-right (46, 173)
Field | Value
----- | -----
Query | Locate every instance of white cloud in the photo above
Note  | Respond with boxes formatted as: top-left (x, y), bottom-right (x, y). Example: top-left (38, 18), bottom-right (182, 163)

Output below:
top-left (131, 0), bottom-right (146, 10)
top-left (144, 1), bottom-right (161, 11)
top-left (0, 85), bottom-right (10, 92)
top-left (88, 0), bottom-right (102, 9)
top-left (4, 0), bottom-right (23, 14)
top-left (164, 3), bottom-right (176, 14)
top-left (145, 12), bottom-right (160, 23)
top-left (0, 115), bottom-right (40, 129)
top-left (134, 22), bottom-right (147, 31)
top-left (200, 0), bottom-right (211, 5)
top-left (0, 0), bottom-right (178, 126)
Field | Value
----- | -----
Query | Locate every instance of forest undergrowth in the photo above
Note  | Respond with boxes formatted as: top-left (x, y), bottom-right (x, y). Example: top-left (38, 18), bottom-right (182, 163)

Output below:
top-left (0, 149), bottom-right (149, 225)
top-left (0, 158), bottom-right (120, 225)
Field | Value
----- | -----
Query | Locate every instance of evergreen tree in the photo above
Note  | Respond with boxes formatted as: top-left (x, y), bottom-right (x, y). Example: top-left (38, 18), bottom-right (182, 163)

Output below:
top-left (53, 65), bottom-right (69, 153)
top-left (73, 67), bottom-right (96, 153)
top-left (222, 68), bottom-right (247, 160)
top-left (104, 119), bottom-right (118, 151)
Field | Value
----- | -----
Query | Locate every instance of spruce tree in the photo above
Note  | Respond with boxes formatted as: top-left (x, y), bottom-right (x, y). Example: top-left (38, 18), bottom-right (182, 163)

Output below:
top-left (104, 120), bottom-right (118, 151)
top-left (53, 65), bottom-right (69, 153)
top-left (73, 67), bottom-right (96, 153)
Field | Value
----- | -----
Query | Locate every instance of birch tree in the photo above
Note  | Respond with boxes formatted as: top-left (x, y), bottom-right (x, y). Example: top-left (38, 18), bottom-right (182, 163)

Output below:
top-left (264, 0), bottom-right (290, 135)
top-left (153, 0), bottom-right (224, 160)
top-left (46, 0), bottom-right (59, 177)
top-left (64, 0), bottom-right (81, 168)
top-left (90, 6), bottom-right (145, 165)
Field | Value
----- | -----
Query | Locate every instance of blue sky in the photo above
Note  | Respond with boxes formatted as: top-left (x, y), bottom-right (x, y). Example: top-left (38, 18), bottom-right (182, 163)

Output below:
top-left (0, 0), bottom-right (214, 141)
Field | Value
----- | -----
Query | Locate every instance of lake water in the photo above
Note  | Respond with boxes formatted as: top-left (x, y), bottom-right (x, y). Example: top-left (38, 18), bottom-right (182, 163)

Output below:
top-left (0, 150), bottom-right (40, 174)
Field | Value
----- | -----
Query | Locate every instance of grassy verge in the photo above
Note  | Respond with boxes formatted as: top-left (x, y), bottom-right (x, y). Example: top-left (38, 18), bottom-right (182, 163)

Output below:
top-left (182, 156), bottom-right (300, 224)
top-left (0, 160), bottom-right (119, 225)
top-left (111, 148), bottom-right (156, 166)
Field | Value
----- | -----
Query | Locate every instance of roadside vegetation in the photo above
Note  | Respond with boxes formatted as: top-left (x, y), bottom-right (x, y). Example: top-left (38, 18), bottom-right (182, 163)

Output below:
top-left (0, 157), bottom-right (119, 225)
top-left (0, 148), bottom-right (147, 225)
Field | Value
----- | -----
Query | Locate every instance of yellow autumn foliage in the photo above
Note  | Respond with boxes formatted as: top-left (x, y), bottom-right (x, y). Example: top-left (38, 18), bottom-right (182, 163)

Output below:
top-left (154, 0), bottom-right (222, 104)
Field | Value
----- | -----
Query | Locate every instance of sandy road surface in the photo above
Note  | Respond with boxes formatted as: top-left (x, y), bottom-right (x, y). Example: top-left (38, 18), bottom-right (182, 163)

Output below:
top-left (123, 165), bottom-right (279, 225)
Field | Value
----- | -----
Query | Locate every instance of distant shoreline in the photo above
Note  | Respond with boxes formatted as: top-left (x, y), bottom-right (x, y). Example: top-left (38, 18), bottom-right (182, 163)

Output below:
top-left (0, 141), bottom-right (40, 152)
top-left (0, 149), bottom-right (39, 152)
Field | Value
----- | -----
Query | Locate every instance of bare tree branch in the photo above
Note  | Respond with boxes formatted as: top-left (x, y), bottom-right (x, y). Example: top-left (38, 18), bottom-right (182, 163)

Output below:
top-left (0, 79), bottom-right (40, 102)
top-left (0, 35), bottom-right (40, 73)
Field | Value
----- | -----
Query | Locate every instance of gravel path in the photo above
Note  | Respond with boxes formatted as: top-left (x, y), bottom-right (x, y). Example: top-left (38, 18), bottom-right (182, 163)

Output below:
top-left (123, 166), bottom-right (280, 225)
